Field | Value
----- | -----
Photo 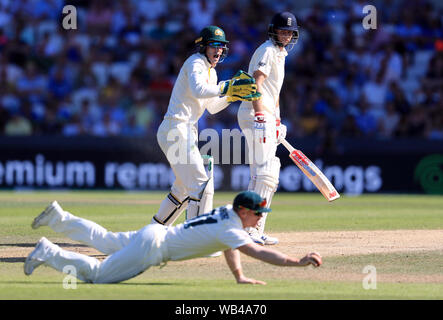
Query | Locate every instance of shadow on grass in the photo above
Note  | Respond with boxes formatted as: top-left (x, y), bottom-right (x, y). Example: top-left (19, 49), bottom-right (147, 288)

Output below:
top-left (0, 242), bottom-right (106, 263)
top-left (0, 280), bottom-right (176, 286)
top-left (0, 255), bottom-right (106, 263)
top-left (0, 257), bottom-right (26, 263)
top-left (0, 243), bottom-right (89, 248)
top-left (0, 280), bottom-right (66, 285)
top-left (118, 282), bottom-right (177, 286)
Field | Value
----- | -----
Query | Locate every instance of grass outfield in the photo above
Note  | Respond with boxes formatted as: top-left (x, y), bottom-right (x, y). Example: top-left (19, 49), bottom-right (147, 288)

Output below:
top-left (0, 191), bottom-right (442, 300)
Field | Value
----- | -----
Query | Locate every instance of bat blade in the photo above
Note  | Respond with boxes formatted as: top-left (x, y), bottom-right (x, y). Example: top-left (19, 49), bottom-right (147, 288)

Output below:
top-left (282, 139), bottom-right (340, 202)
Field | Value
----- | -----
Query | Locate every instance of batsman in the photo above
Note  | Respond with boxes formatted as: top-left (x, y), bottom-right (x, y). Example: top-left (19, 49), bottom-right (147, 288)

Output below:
top-left (152, 26), bottom-right (260, 226)
top-left (238, 12), bottom-right (299, 245)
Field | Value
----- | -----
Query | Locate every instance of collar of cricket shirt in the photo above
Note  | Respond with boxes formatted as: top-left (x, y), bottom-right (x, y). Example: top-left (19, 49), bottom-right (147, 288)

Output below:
top-left (277, 49), bottom-right (288, 58)
top-left (267, 39), bottom-right (288, 58)
top-left (276, 43), bottom-right (288, 57)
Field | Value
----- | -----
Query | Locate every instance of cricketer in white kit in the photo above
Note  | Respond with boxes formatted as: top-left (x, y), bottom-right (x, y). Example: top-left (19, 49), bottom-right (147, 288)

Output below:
top-left (152, 25), bottom-right (260, 226)
top-left (25, 191), bottom-right (322, 284)
top-left (238, 12), bottom-right (300, 245)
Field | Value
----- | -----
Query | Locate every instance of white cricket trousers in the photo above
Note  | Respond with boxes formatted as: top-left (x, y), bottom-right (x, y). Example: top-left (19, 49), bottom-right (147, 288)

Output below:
top-left (40, 208), bottom-right (169, 283)
top-left (157, 118), bottom-right (209, 201)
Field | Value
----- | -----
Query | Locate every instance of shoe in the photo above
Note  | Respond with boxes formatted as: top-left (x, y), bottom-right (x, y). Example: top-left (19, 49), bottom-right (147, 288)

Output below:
top-left (248, 229), bottom-right (265, 246)
top-left (204, 251), bottom-right (222, 258)
top-left (31, 201), bottom-right (61, 229)
top-left (261, 234), bottom-right (279, 245)
top-left (24, 237), bottom-right (50, 275)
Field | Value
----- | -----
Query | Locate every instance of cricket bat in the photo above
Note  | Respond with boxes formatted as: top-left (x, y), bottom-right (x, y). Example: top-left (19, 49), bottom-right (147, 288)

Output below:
top-left (280, 138), bottom-right (340, 202)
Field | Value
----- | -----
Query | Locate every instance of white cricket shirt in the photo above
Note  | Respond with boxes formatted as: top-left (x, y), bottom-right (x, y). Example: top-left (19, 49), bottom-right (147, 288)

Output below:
top-left (163, 53), bottom-right (228, 124)
top-left (240, 40), bottom-right (287, 116)
top-left (164, 205), bottom-right (253, 260)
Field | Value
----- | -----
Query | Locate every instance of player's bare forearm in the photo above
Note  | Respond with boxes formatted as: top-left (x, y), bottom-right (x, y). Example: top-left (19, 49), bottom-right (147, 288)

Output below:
top-left (223, 249), bottom-right (243, 279)
top-left (252, 70), bottom-right (267, 113)
top-left (252, 101), bottom-right (262, 113)
top-left (275, 98), bottom-right (281, 120)
top-left (238, 243), bottom-right (322, 267)
top-left (238, 244), bottom-right (296, 266)
top-left (224, 248), bottom-right (266, 285)
top-left (252, 94), bottom-right (265, 113)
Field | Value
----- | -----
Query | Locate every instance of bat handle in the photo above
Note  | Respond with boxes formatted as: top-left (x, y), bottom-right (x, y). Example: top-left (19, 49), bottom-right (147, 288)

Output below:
top-left (280, 138), bottom-right (293, 152)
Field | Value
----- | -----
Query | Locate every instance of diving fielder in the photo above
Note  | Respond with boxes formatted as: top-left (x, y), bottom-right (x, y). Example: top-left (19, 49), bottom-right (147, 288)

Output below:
top-left (25, 191), bottom-right (322, 284)
top-left (152, 26), bottom-right (259, 226)
top-left (238, 12), bottom-right (299, 245)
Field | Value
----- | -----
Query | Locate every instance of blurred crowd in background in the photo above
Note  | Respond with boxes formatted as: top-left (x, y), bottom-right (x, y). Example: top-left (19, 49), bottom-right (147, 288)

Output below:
top-left (0, 0), bottom-right (442, 145)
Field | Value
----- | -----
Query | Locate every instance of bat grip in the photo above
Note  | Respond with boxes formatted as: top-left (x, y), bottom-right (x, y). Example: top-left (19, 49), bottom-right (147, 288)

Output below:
top-left (280, 138), bottom-right (293, 152)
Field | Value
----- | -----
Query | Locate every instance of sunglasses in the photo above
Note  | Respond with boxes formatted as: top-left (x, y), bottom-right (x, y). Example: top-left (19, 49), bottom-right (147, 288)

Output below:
top-left (208, 42), bottom-right (227, 48)
top-left (239, 206), bottom-right (263, 217)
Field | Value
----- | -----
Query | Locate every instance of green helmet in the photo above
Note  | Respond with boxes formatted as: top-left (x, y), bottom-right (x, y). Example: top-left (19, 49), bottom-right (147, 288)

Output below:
top-left (195, 26), bottom-right (229, 46)
top-left (195, 26), bottom-right (229, 63)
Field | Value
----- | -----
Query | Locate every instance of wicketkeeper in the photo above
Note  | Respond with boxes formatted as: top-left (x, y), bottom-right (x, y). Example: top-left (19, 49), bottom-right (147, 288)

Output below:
top-left (238, 12), bottom-right (299, 245)
top-left (25, 191), bottom-right (322, 284)
top-left (152, 25), bottom-right (260, 226)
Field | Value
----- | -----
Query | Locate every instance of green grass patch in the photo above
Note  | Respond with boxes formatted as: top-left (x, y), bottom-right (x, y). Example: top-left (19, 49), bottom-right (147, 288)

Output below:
top-left (1, 191), bottom-right (442, 234)
top-left (325, 250), bottom-right (443, 275)
top-left (0, 275), bottom-right (441, 300)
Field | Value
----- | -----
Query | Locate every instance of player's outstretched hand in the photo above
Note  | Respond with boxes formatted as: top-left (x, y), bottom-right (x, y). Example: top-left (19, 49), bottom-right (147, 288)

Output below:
top-left (236, 275), bottom-right (267, 285)
top-left (299, 252), bottom-right (322, 267)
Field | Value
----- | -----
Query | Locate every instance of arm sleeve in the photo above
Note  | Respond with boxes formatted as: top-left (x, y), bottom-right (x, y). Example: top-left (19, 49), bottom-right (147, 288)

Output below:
top-left (220, 228), bottom-right (253, 249)
top-left (253, 48), bottom-right (273, 77)
top-left (188, 60), bottom-right (224, 98)
top-left (205, 96), bottom-right (229, 114)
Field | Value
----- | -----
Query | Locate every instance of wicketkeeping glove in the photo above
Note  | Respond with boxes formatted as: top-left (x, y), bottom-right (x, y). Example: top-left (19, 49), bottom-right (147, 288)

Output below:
top-left (276, 119), bottom-right (287, 145)
top-left (227, 91), bottom-right (261, 103)
top-left (220, 70), bottom-right (257, 98)
top-left (226, 70), bottom-right (261, 103)
top-left (232, 70), bottom-right (253, 81)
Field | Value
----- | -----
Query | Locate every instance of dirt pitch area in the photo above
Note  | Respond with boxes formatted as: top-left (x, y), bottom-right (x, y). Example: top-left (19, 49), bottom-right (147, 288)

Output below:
top-left (2, 230), bottom-right (442, 283)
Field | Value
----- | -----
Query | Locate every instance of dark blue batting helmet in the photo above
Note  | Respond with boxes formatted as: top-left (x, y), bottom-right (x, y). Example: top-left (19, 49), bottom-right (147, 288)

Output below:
top-left (268, 12), bottom-right (299, 50)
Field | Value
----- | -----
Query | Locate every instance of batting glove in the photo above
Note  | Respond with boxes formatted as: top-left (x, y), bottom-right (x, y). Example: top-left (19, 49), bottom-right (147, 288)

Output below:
top-left (254, 112), bottom-right (267, 143)
top-left (276, 119), bottom-right (287, 145)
